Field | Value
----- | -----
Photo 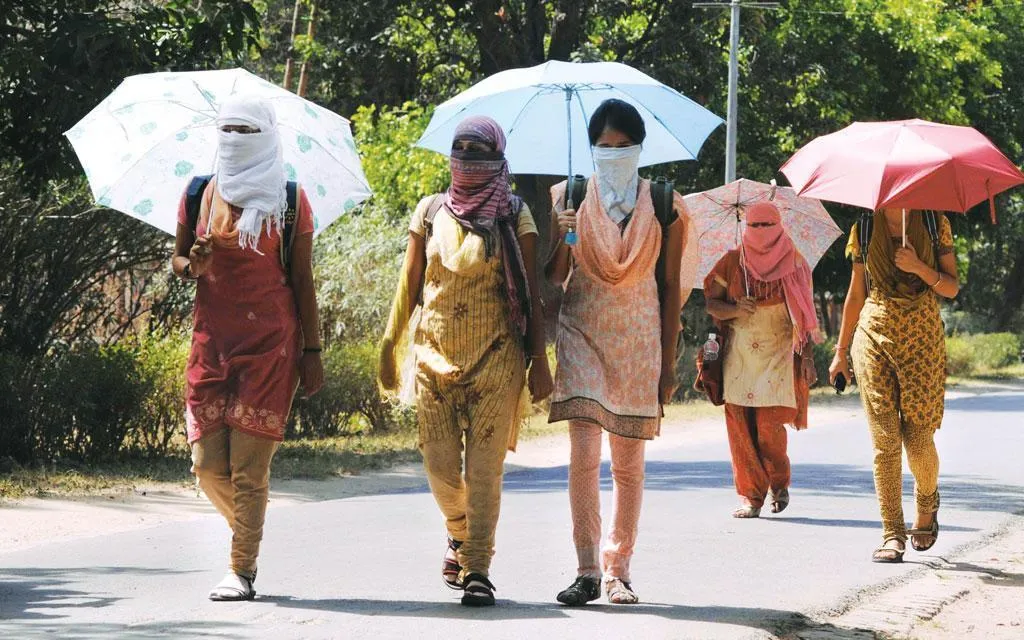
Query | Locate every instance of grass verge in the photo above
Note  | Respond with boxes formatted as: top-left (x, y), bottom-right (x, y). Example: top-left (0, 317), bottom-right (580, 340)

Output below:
top-left (3, 366), bottom-right (1021, 502)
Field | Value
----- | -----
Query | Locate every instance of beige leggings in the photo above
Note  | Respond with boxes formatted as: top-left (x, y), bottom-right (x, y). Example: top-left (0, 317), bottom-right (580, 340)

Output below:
top-left (191, 428), bottom-right (280, 579)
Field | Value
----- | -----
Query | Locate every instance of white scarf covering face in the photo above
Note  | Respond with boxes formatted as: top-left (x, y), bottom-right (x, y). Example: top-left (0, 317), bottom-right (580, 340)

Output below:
top-left (593, 144), bottom-right (641, 224)
top-left (215, 96), bottom-right (288, 251)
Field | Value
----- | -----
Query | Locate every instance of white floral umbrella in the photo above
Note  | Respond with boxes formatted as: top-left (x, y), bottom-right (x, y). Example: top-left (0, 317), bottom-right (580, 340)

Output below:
top-left (684, 178), bottom-right (842, 288)
top-left (64, 68), bottom-right (372, 236)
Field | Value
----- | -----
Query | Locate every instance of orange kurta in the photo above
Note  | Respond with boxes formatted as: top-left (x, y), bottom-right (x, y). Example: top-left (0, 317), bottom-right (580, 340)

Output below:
top-left (707, 250), bottom-right (811, 508)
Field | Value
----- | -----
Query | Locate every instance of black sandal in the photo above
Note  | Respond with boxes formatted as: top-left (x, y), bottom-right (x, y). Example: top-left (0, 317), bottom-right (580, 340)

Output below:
top-left (461, 573), bottom-right (496, 607)
top-left (556, 575), bottom-right (601, 606)
top-left (442, 537), bottom-right (463, 590)
top-left (909, 492), bottom-right (940, 552)
top-left (909, 517), bottom-right (939, 552)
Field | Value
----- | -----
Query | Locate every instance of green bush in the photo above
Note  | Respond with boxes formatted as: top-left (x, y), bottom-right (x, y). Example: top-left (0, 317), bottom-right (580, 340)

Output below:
top-left (130, 333), bottom-right (190, 455)
top-left (812, 337), bottom-right (837, 389)
top-left (945, 335), bottom-right (974, 376)
top-left (36, 344), bottom-right (152, 462)
top-left (291, 340), bottom-right (413, 439)
top-left (945, 332), bottom-right (1021, 375)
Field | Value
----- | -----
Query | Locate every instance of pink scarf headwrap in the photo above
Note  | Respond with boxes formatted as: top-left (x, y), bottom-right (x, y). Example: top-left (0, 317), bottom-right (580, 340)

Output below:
top-left (742, 202), bottom-right (819, 351)
top-left (445, 116), bottom-right (530, 336)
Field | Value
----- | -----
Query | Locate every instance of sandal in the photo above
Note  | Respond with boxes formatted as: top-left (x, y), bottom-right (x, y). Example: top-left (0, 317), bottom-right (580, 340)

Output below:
top-left (461, 573), bottom-right (496, 607)
top-left (208, 571), bottom-right (256, 601)
top-left (606, 578), bottom-right (639, 605)
top-left (871, 539), bottom-right (905, 564)
top-left (770, 488), bottom-right (790, 514)
top-left (909, 492), bottom-right (940, 552)
top-left (909, 517), bottom-right (939, 552)
top-left (442, 537), bottom-right (463, 590)
top-left (732, 505), bottom-right (761, 519)
top-left (556, 575), bottom-right (601, 606)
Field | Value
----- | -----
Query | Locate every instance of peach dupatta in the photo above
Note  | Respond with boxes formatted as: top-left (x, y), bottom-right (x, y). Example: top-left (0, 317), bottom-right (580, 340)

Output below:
top-left (575, 179), bottom-right (661, 287)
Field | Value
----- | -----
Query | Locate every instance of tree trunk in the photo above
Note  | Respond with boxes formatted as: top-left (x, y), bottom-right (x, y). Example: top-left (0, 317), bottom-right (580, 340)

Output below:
top-left (282, 0), bottom-right (302, 90)
top-left (548, 1), bottom-right (588, 61)
top-left (297, 2), bottom-right (318, 98)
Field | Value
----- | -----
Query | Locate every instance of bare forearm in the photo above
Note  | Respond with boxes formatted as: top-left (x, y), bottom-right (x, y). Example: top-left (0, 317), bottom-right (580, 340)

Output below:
top-left (292, 272), bottom-right (321, 348)
top-left (660, 286), bottom-right (681, 369)
top-left (707, 299), bottom-right (741, 321)
top-left (836, 286), bottom-right (865, 350)
top-left (545, 242), bottom-right (571, 285)
top-left (915, 264), bottom-right (960, 299)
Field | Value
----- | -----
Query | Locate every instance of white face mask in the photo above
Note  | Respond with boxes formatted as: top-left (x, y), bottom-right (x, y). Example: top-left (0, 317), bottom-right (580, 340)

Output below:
top-left (593, 144), bottom-right (641, 224)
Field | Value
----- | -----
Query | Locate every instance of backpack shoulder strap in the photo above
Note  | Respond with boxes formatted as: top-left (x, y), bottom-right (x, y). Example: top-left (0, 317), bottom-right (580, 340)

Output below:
top-left (859, 211), bottom-right (874, 295)
top-left (650, 176), bottom-right (674, 231)
top-left (185, 174), bottom-right (214, 234)
top-left (923, 210), bottom-right (941, 250)
top-left (281, 181), bottom-right (299, 269)
top-left (650, 177), bottom-right (675, 302)
top-left (565, 174), bottom-right (588, 209)
top-left (422, 193), bottom-right (447, 240)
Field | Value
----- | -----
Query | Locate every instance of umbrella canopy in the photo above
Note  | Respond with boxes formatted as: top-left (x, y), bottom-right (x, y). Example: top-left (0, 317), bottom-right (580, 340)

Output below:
top-left (684, 179), bottom-right (842, 289)
top-left (416, 60), bottom-right (723, 178)
top-left (64, 68), bottom-right (372, 236)
top-left (780, 119), bottom-right (1024, 221)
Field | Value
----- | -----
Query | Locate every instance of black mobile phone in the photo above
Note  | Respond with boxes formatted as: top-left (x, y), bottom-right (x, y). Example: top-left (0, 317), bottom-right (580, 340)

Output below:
top-left (833, 373), bottom-right (847, 394)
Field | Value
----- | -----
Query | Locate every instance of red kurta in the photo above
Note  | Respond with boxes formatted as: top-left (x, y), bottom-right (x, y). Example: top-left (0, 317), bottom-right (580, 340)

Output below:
top-left (177, 183), bottom-right (314, 443)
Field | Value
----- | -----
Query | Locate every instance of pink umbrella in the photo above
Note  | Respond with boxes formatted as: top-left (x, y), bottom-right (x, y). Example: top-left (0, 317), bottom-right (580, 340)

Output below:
top-left (780, 119), bottom-right (1024, 224)
top-left (683, 178), bottom-right (842, 289)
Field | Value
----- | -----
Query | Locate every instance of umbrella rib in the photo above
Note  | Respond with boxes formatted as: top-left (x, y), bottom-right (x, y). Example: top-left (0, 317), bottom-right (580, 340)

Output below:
top-left (614, 84), bottom-right (711, 159)
top-left (572, 89), bottom-right (594, 175)
top-left (505, 90), bottom-right (548, 137)
top-left (276, 123), bottom-right (372, 192)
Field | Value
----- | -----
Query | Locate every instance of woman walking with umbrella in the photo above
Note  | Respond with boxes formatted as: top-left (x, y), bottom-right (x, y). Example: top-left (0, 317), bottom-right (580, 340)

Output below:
top-left (704, 201), bottom-right (820, 519)
top-left (829, 208), bottom-right (958, 562)
top-left (170, 96), bottom-right (324, 600)
top-left (378, 116), bottom-right (553, 606)
top-left (546, 99), bottom-right (694, 606)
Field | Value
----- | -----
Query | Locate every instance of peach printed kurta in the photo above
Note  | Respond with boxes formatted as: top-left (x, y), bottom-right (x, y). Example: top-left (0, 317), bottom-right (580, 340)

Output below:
top-left (549, 178), bottom-right (663, 440)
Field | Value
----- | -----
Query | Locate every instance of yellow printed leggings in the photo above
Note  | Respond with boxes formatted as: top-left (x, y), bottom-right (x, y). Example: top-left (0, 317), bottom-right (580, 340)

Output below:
top-left (851, 295), bottom-right (945, 543)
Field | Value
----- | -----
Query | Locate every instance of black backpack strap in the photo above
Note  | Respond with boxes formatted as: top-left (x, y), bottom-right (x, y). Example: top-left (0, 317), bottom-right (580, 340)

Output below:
top-left (185, 174), bottom-right (214, 234)
top-left (422, 193), bottom-right (447, 241)
top-left (650, 177), bottom-right (675, 302)
top-left (565, 174), bottom-right (588, 209)
top-left (859, 211), bottom-right (874, 295)
top-left (923, 210), bottom-right (941, 254)
top-left (280, 181), bottom-right (299, 270)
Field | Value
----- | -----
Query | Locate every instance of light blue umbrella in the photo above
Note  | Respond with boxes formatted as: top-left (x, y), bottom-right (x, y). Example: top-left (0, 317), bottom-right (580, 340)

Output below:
top-left (416, 60), bottom-right (723, 183)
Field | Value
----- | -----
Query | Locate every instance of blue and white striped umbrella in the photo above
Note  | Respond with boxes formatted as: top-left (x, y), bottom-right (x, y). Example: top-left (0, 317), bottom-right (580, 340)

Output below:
top-left (64, 68), bottom-right (372, 236)
top-left (417, 60), bottom-right (723, 179)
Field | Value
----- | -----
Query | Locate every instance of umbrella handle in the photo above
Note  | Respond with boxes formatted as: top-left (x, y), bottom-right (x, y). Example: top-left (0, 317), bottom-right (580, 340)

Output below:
top-left (902, 208), bottom-right (906, 248)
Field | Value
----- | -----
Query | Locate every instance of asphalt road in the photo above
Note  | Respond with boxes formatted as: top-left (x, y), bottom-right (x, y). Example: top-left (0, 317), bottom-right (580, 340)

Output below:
top-left (2, 385), bottom-right (1022, 639)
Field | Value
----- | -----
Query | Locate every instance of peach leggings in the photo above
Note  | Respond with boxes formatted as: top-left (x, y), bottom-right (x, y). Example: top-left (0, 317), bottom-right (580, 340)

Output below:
top-left (569, 421), bottom-right (646, 582)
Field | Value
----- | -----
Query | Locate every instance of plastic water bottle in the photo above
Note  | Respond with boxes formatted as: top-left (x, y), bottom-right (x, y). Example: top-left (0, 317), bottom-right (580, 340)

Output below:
top-left (703, 333), bottom-right (720, 361)
top-left (565, 228), bottom-right (578, 245)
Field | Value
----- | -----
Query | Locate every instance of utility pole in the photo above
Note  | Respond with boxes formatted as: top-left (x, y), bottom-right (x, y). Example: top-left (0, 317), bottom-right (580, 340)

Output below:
top-left (694, 1), bottom-right (779, 183)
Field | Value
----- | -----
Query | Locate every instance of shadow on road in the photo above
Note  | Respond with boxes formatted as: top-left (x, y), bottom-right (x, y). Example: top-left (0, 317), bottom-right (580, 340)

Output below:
top-left (0, 566), bottom-right (200, 622)
top-left (0, 621), bottom-right (242, 640)
top-left (496, 459), bottom-right (1024, 515)
top-left (260, 593), bottom-right (814, 630)
top-left (765, 516), bottom-right (977, 532)
top-left (945, 389), bottom-right (1024, 412)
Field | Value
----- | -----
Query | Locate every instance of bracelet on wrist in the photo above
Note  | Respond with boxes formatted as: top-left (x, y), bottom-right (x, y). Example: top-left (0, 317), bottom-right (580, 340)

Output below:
top-left (930, 271), bottom-right (942, 288)
top-left (834, 344), bottom-right (849, 354)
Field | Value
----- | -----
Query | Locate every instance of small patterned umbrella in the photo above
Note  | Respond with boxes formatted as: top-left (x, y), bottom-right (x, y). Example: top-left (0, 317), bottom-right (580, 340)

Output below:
top-left (64, 68), bottom-right (372, 236)
top-left (684, 178), bottom-right (843, 288)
